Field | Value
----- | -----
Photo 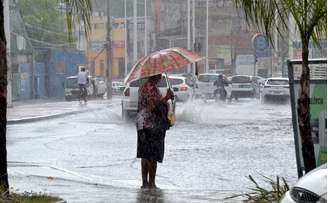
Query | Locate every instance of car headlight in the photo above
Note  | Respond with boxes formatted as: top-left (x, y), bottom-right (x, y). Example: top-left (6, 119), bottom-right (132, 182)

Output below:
top-left (290, 187), bottom-right (320, 202)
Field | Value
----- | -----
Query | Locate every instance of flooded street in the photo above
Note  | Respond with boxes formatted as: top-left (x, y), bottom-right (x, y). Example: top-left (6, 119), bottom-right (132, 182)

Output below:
top-left (6, 98), bottom-right (297, 202)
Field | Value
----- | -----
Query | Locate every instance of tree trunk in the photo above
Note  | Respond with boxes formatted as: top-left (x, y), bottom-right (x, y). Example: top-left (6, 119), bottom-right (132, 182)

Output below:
top-left (0, 0), bottom-right (9, 192)
top-left (298, 43), bottom-right (316, 173)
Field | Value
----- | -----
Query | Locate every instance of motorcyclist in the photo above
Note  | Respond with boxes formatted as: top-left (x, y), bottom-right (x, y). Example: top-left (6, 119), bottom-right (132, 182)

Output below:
top-left (213, 74), bottom-right (229, 101)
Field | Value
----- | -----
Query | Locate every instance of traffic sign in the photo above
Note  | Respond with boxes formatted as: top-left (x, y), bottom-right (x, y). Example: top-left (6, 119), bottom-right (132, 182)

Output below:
top-left (252, 34), bottom-right (269, 50)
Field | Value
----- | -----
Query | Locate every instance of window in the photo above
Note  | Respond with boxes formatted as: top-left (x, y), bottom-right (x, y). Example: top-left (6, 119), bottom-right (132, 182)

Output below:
top-left (65, 78), bottom-right (78, 88)
top-left (129, 76), bottom-right (168, 88)
top-left (169, 78), bottom-right (183, 85)
top-left (267, 79), bottom-right (289, 85)
top-left (130, 79), bottom-right (144, 87)
top-left (157, 76), bottom-right (168, 87)
top-left (198, 75), bottom-right (219, 82)
top-left (231, 76), bottom-right (251, 83)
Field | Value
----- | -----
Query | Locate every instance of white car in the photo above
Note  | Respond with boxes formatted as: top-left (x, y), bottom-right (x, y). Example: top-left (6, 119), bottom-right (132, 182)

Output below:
top-left (112, 81), bottom-right (125, 95)
top-left (261, 77), bottom-right (290, 102)
top-left (121, 74), bottom-right (175, 120)
top-left (195, 73), bottom-right (219, 99)
top-left (230, 75), bottom-right (255, 100)
top-left (168, 75), bottom-right (194, 102)
top-left (280, 164), bottom-right (327, 203)
top-left (64, 75), bottom-right (94, 101)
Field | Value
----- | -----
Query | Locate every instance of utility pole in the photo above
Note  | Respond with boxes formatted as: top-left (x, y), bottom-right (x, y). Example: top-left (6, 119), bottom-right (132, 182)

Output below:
top-left (144, 0), bottom-right (147, 56)
top-left (124, 0), bottom-right (128, 76)
top-left (205, 0), bottom-right (209, 72)
top-left (273, 10), bottom-right (279, 77)
top-left (4, 0), bottom-right (12, 107)
top-left (133, 0), bottom-right (137, 63)
top-left (192, 0), bottom-right (195, 75)
top-left (187, 0), bottom-right (191, 73)
top-left (106, 0), bottom-right (112, 99)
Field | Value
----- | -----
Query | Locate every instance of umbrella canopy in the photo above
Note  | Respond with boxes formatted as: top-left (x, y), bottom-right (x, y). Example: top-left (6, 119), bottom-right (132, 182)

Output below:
top-left (124, 47), bottom-right (203, 84)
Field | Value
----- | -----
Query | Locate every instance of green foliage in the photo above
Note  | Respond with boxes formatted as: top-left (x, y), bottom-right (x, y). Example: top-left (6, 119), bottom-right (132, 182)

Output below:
top-left (234, 0), bottom-right (327, 48)
top-left (0, 186), bottom-right (60, 203)
top-left (63, 0), bottom-right (92, 42)
top-left (225, 175), bottom-right (290, 203)
top-left (18, 0), bottom-right (74, 47)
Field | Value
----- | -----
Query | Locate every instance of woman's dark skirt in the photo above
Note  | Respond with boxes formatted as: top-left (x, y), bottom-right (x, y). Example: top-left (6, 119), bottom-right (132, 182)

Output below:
top-left (137, 128), bottom-right (166, 163)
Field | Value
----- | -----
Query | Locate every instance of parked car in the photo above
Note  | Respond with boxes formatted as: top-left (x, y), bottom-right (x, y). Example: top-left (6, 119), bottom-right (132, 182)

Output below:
top-left (195, 73), bottom-right (220, 99)
top-left (64, 75), bottom-right (106, 101)
top-left (121, 74), bottom-right (175, 120)
top-left (230, 75), bottom-right (255, 99)
top-left (280, 164), bottom-right (327, 203)
top-left (180, 73), bottom-right (198, 87)
top-left (112, 81), bottom-right (125, 95)
top-left (64, 75), bottom-right (94, 101)
top-left (260, 77), bottom-right (289, 103)
top-left (168, 75), bottom-right (193, 102)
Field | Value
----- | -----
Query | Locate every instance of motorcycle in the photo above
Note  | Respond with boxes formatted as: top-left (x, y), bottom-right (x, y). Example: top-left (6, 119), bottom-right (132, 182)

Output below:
top-left (214, 83), bottom-right (232, 102)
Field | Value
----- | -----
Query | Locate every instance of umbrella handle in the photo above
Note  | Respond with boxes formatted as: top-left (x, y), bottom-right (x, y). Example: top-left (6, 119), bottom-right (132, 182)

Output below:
top-left (164, 72), bottom-right (174, 99)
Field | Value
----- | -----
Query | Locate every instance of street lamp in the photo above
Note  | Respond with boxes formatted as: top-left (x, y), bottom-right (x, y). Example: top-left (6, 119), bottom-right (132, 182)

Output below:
top-left (124, 0), bottom-right (128, 76)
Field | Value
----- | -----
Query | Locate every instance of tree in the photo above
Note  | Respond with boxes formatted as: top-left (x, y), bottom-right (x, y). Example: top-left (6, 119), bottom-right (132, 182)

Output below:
top-left (0, 0), bottom-right (92, 193)
top-left (234, 0), bottom-right (327, 173)
top-left (18, 0), bottom-right (74, 47)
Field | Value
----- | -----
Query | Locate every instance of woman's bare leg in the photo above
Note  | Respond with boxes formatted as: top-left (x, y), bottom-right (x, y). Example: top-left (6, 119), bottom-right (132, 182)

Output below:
top-left (141, 158), bottom-right (149, 188)
top-left (148, 160), bottom-right (157, 188)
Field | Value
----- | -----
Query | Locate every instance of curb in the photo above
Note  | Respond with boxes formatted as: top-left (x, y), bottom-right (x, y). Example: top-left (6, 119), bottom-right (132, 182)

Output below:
top-left (7, 107), bottom-right (106, 125)
top-left (55, 200), bottom-right (67, 203)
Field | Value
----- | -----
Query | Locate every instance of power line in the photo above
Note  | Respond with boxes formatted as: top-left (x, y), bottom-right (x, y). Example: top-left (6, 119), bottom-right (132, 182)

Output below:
top-left (24, 22), bottom-right (69, 37)
top-left (11, 31), bottom-right (75, 48)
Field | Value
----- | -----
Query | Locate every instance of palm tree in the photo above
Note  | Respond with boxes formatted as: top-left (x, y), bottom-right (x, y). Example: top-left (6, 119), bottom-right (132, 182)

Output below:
top-left (0, 0), bottom-right (92, 193)
top-left (234, 0), bottom-right (326, 173)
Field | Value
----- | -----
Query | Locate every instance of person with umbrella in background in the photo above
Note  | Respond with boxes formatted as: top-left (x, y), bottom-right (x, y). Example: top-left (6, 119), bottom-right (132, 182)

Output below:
top-left (124, 47), bottom-right (202, 189)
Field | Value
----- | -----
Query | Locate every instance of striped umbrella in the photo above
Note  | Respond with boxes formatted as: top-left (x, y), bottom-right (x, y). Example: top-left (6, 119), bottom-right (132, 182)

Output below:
top-left (124, 47), bottom-right (203, 84)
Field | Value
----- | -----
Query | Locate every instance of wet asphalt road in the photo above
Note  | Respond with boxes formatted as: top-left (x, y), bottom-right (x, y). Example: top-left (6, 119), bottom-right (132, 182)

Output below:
top-left (7, 98), bottom-right (297, 202)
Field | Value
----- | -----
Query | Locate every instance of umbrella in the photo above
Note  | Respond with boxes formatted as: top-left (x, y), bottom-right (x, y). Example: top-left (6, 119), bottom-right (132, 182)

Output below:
top-left (124, 47), bottom-right (203, 84)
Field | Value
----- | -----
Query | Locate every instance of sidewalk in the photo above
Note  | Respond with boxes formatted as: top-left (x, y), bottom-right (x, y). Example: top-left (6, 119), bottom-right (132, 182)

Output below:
top-left (7, 99), bottom-right (115, 124)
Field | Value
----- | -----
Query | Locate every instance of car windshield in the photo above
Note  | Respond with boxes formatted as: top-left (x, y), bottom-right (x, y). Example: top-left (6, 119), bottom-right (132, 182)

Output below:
top-left (157, 76), bottom-right (168, 87)
top-left (65, 78), bottom-right (78, 88)
top-left (267, 79), bottom-right (289, 85)
top-left (231, 76), bottom-right (251, 83)
top-left (198, 75), bottom-right (218, 82)
top-left (169, 78), bottom-right (184, 85)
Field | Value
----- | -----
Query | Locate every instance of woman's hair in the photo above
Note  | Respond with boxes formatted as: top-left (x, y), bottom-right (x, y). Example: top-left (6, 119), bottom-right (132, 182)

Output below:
top-left (149, 74), bottom-right (162, 82)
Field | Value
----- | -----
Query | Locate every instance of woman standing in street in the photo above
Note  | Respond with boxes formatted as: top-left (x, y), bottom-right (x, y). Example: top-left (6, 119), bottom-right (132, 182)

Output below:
top-left (136, 74), bottom-right (174, 189)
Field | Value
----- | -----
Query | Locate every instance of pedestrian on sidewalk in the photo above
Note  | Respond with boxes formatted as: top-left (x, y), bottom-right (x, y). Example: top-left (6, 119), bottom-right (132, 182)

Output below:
top-left (136, 74), bottom-right (174, 189)
top-left (77, 67), bottom-right (89, 104)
